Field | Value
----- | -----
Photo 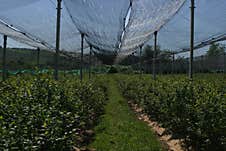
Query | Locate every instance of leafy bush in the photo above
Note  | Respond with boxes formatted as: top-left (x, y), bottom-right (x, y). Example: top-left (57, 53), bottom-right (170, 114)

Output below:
top-left (108, 66), bottom-right (118, 73)
top-left (0, 75), bottom-right (108, 150)
top-left (118, 74), bottom-right (226, 151)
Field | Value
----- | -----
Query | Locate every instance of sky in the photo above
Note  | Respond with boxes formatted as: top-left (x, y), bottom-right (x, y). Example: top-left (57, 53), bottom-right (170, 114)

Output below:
top-left (0, 0), bottom-right (226, 58)
top-left (0, 35), bottom-right (33, 49)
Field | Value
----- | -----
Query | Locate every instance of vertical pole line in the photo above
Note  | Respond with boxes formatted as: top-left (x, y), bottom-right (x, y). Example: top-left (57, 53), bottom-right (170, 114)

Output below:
top-left (94, 53), bottom-right (96, 74)
top-left (224, 52), bottom-right (225, 74)
top-left (89, 46), bottom-right (92, 80)
top-left (139, 45), bottom-right (143, 78)
top-left (201, 55), bottom-right (204, 73)
top-left (131, 52), bottom-right (134, 70)
top-left (2, 35), bottom-right (7, 81)
top-left (189, 0), bottom-right (195, 79)
top-left (199, 55), bottom-right (202, 73)
top-left (63, 57), bottom-right (66, 77)
top-left (54, 0), bottom-right (62, 80)
top-left (172, 53), bottom-right (175, 74)
top-left (80, 33), bottom-right (84, 81)
top-left (153, 31), bottom-right (158, 80)
top-left (37, 47), bottom-right (40, 68)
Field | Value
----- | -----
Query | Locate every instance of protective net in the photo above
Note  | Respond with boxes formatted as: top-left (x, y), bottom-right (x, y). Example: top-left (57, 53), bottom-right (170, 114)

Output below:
top-left (0, 33), bottom-right (33, 49)
top-left (64, 0), bottom-right (130, 52)
top-left (155, 0), bottom-right (226, 52)
top-left (0, 0), bottom-right (88, 52)
top-left (0, 0), bottom-right (225, 56)
top-left (0, 20), bottom-right (49, 49)
top-left (0, 0), bottom-right (35, 12)
top-left (120, 0), bottom-right (186, 51)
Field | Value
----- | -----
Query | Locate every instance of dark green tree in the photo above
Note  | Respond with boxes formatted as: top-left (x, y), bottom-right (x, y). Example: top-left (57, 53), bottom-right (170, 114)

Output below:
top-left (142, 45), bottom-right (161, 61)
top-left (94, 51), bottom-right (117, 65)
top-left (207, 43), bottom-right (225, 57)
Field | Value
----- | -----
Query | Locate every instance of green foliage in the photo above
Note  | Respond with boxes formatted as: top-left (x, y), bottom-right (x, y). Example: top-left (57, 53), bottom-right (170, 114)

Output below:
top-left (116, 66), bottom-right (134, 74)
top-left (207, 43), bottom-right (225, 57)
top-left (107, 66), bottom-right (134, 74)
top-left (108, 66), bottom-right (118, 73)
top-left (0, 75), bottom-right (108, 150)
top-left (118, 74), bottom-right (226, 151)
top-left (94, 51), bottom-right (117, 65)
top-left (0, 48), bottom-right (91, 70)
top-left (90, 77), bottom-right (162, 151)
top-left (142, 45), bottom-right (172, 62)
top-left (143, 45), bottom-right (159, 60)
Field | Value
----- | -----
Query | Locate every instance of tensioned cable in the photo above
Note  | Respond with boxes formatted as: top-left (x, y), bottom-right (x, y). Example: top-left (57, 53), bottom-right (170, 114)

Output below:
top-left (0, 19), bottom-right (51, 49)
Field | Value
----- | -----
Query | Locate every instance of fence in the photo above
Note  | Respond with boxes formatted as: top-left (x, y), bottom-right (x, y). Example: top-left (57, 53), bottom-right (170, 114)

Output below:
top-left (132, 53), bottom-right (226, 74)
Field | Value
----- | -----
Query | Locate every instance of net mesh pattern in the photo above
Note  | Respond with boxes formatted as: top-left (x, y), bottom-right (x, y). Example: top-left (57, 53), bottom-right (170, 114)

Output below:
top-left (0, 0), bottom-right (225, 56)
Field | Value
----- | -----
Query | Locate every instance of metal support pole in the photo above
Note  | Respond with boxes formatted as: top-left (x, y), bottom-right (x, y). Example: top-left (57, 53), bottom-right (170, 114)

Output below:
top-left (2, 35), bottom-right (7, 81)
top-left (201, 55), bottom-right (204, 73)
top-left (54, 0), bottom-right (62, 80)
top-left (189, 0), bottom-right (195, 79)
top-left (80, 33), bottom-right (84, 81)
top-left (153, 31), bottom-right (158, 80)
top-left (37, 47), bottom-right (40, 68)
top-left (131, 52), bottom-right (134, 70)
top-left (93, 53), bottom-right (97, 74)
top-left (63, 57), bottom-right (66, 77)
top-left (139, 45), bottom-right (143, 78)
top-left (89, 46), bottom-right (92, 80)
top-left (172, 53), bottom-right (175, 74)
top-left (224, 52), bottom-right (225, 74)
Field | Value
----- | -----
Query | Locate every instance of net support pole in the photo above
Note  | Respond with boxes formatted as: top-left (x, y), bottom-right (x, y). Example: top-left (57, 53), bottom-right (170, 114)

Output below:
top-left (139, 45), bottom-right (143, 78)
top-left (172, 53), bottom-right (175, 74)
top-left (89, 46), bottom-right (92, 80)
top-left (37, 47), bottom-right (40, 68)
top-left (201, 55), bottom-right (204, 73)
top-left (80, 33), bottom-right (84, 81)
top-left (54, 0), bottom-right (62, 80)
top-left (2, 35), bottom-right (7, 81)
top-left (63, 57), bottom-right (66, 77)
top-left (93, 53), bottom-right (96, 74)
top-left (223, 52), bottom-right (225, 74)
top-left (153, 31), bottom-right (158, 80)
top-left (189, 0), bottom-right (195, 79)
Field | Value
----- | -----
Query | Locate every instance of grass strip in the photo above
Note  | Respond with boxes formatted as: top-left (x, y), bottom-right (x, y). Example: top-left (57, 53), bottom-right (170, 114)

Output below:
top-left (89, 76), bottom-right (163, 151)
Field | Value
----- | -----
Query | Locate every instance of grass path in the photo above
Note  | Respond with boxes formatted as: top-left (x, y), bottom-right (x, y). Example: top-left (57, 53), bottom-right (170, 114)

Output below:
top-left (89, 77), bottom-right (163, 151)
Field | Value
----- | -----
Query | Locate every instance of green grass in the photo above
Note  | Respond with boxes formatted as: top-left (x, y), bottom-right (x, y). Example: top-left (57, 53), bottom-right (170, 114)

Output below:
top-left (89, 76), bottom-right (163, 151)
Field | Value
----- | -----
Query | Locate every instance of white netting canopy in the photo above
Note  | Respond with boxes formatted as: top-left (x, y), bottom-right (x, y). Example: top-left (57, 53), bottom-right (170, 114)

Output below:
top-left (120, 0), bottom-right (185, 51)
top-left (154, 0), bottom-right (226, 52)
top-left (0, 20), bottom-right (49, 50)
top-left (64, 0), bottom-right (131, 52)
top-left (0, 0), bottom-right (88, 52)
top-left (0, 0), bottom-right (225, 55)
top-left (0, 34), bottom-right (33, 49)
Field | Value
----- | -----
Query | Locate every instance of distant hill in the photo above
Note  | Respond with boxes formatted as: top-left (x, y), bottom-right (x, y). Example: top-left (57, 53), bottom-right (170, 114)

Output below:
top-left (0, 48), bottom-right (86, 70)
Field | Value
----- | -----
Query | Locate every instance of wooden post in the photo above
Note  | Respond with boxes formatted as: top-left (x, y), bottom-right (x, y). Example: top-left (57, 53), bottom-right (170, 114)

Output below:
top-left (189, 0), bottom-right (195, 79)
top-left (2, 35), bottom-right (7, 81)
top-left (54, 0), bottom-right (62, 80)
top-left (153, 31), bottom-right (158, 80)
top-left (80, 33), bottom-right (84, 81)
